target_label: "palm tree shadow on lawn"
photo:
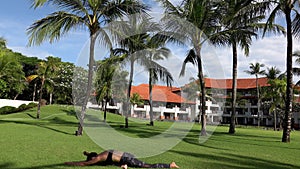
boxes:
[169,150,297,169]
[0,162,70,169]
[0,118,76,135]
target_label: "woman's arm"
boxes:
[64,156,102,166]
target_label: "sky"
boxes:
[1,0,300,84]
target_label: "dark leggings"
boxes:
[120,152,170,168]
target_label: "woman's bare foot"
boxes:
[170,162,179,168]
[121,164,128,169]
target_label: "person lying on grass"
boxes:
[64,149,179,168]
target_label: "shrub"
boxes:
[0,106,18,115]
[40,99,47,106]
[0,102,38,115]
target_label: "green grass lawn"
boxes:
[0,105,300,169]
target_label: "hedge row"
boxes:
[0,102,38,115]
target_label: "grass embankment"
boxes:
[0,105,299,169]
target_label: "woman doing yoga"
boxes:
[64,150,179,169]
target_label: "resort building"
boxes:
[89,77,300,128]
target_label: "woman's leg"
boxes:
[126,157,172,168]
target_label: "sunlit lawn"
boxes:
[0,105,299,169]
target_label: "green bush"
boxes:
[0,106,18,115]
[0,102,37,115]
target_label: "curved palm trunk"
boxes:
[229,42,237,134]
[282,8,293,143]
[256,74,260,127]
[37,77,45,119]
[125,59,135,128]
[196,47,207,136]
[149,69,154,126]
[76,34,96,136]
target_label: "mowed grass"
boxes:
[0,105,300,169]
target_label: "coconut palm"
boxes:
[28,0,147,135]
[265,66,282,80]
[110,13,172,127]
[158,0,223,136]
[263,0,300,142]
[212,0,284,134]
[139,34,173,126]
[27,56,60,119]
[244,62,266,127]
[95,55,125,122]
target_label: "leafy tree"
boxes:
[244,62,266,127]
[53,62,74,104]
[0,37,7,49]
[263,0,300,143]
[267,78,286,131]
[0,47,26,99]
[28,0,147,135]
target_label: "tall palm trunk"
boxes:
[256,74,260,127]
[282,7,293,143]
[196,47,207,136]
[229,42,237,134]
[37,77,45,119]
[76,33,96,136]
[149,69,154,126]
[125,59,135,128]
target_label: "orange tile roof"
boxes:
[131,84,193,104]
[205,77,270,90]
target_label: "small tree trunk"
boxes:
[37,78,45,119]
[33,82,37,101]
[49,93,53,105]
[104,99,107,122]
[14,94,19,100]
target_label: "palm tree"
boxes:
[265,66,282,80]
[139,34,173,126]
[27,56,60,119]
[211,0,267,134]
[95,56,124,122]
[28,0,147,135]
[110,14,167,127]
[158,0,223,136]
[244,62,266,127]
[263,0,300,143]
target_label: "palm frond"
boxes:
[292,9,300,38]
[263,3,282,37]
[27,11,86,46]
[179,49,197,77]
